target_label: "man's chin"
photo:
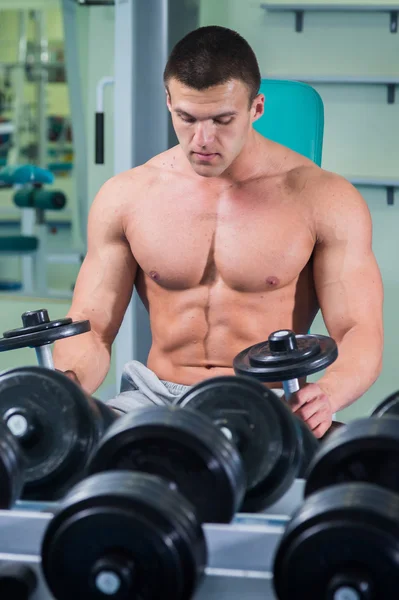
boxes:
[190,160,226,178]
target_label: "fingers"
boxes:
[289,383,333,439]
[312,421,330,439]
[306,409,331,432]
[295,400,319,422]
[289,383,321,412]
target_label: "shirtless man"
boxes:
[53,25,383,438]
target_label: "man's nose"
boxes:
[194,121,215,147]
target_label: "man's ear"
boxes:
[251,93,265,123]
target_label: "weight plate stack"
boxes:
[0,367,106,500]
[304,416,399,499]
[41,471,207,600]
[176,376,300,512]
[88,405,246,524]
[233,331,338,382]
[0,308,90,351]
[273,482,399,599]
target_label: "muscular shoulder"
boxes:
[90,162,159,220]
[287,166,372,243]
[87,167,146,242]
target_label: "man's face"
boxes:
[166,78,264,178]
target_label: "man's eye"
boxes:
[180,116,195,123]
[214,118,233,125]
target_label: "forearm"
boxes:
[53,330,111,395]
[316,324,383,412]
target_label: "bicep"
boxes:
[67,181,137,345]
[313,184,383,341]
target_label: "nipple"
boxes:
[149,270,160,281]
[266,276,280,287]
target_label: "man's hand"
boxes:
[289,383,333,438]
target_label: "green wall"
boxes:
[200,0,399,420]
[1,1,398,418]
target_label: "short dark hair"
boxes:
[164,26,261,103]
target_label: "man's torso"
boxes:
[122,140,321,386]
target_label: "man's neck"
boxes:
[220,130,267,185]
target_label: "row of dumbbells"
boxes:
[0,365,317,512]
[1,378,398,600]
[1,307,396,599]
[0,308,340,600]
[0,307,341,510]
[0,367,315,600]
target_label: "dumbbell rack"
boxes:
[0,481,305,599]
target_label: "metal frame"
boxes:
[61,0,89,249]
[0,508,283,599]
[1,479,305,599]
[34,10,48,170]
[113,0,169,389]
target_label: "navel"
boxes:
[266,276,280,287]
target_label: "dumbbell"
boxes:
[176,375,319,510]
[0,366,117,501]
[41,470,207,600]
[88,403,245,524]
[234,328,345,438]
[0,308,90,369]
[233,329,338,401]
[273,481,399,599]
[87,375,314,519]
[273,413,399,599]
[303,412,399,499]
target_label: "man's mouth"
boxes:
[193,152,218,161]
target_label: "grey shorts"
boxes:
[106,360,284,415]
[106,360,192,414]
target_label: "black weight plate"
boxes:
[89,405,246,524]
[41,471,207,600]
[0,563,37,599]
[241,390,300,513]
[177,375,291,492]
[371,391,399,418]
[273,482,399,599]
[0,421,25,508]
[293,416,319,479]
[0,366,98,501]
[304,416,399,498]
[3,318,72,338]
[233,334,338,381]
[249,332,321,366]
[0,320,90,351]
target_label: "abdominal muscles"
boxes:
[139,262,317,380]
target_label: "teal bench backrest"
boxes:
[253,80,324,166]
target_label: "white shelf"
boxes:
[261,3,399,11]
[346,176,399,205]
[347,176,399,187]
[266,75,399,84]
[260,3,399,32]
[263,75,399,102]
